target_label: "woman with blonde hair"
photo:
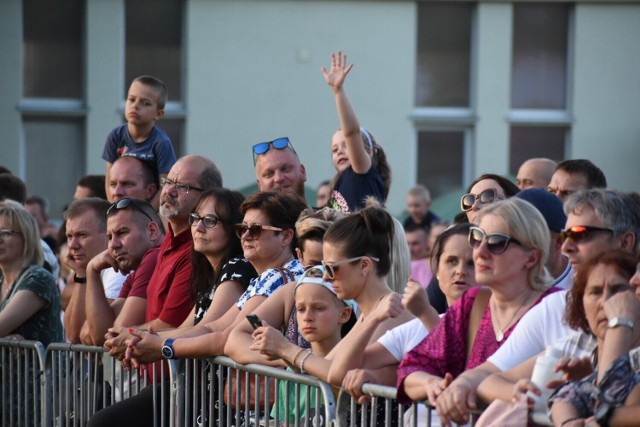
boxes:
[397,197,560,425]
[0,200,63,345]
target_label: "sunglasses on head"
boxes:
[559,225,614,243]
[234,223,284,240]
[107,198,154,223]
[321,256,380,280]
[461,188,502,212]
[468,226,521,255]
[189,213,225,229]
[252,137,296,165]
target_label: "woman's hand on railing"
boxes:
[342,368,375,404]
[434,374,476,426]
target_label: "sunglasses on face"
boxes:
[468,226,522,255]
[460,188,503,212]
[189,213,225,229]
[234,223,284,240]
[321,256,380,280]
[252,137,297,165]
[560,225,614,243]
[159,177,204,194]
[107,198,154,223]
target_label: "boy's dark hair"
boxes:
[133,75,168,110]
[556,159,607,189]
[0,173,27,204]
[77,175,107,200]
[0,165,12,175]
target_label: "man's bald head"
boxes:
[516,158,556,190]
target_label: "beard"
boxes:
[160,195,180,219]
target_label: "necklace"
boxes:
[359,293,388,323]
[491,289,534,342]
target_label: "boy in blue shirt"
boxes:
[102,75,176,202]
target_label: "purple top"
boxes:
[396,285,561,403]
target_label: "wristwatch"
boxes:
[161,338,176,359]
[595,401,615,427]
[607,317,634,329]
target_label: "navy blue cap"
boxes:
[515,188,566,233]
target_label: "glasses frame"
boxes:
[252,137,296,165]
[107,198,154,223]
[0,229,21,240]
[235,223,284,240]
[460,188,503,212]
[159,177,204,194]
[468,226,522,255]
[322,256,380,280]
[189,213,225,229]
[559,225,614,243]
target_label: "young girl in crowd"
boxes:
[322,51,391,213]
[255,266,354,425]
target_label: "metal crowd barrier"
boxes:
[335,382,482,427]
[0,339,47,427]
[175,356,337,427]
[45,343,178,427]
[0,339,485,427]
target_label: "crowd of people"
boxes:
[1,51,639,427]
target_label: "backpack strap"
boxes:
[466,286,492,363]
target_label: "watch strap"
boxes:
[607,317,634,329]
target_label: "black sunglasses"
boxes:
[189,213,225,229]
[235,223,283,240]
[252,137,296,165]
[107,198,154,223]
[461,188,503,212]
[468,226,522,255]
[560,225,614,243]
[321,256,380,280]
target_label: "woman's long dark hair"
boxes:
[189,188,246,301]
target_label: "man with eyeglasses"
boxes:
[80,199,165,346]
[63,198,128,343]
[104,155,222,357]
[253,137,307,198]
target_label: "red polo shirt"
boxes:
[144,224,194,326]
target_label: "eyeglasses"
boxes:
[107,198,154,223]
[0,229,21,240]
[560,225,614,243]
[189,213,226,229]
[468,226,522,255]
[252,137,297,165]
[234,223,283,240]
[322,256,380,280]
[159,177,204,194]
[460,188,503,212]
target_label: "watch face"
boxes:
[162,341,174,359]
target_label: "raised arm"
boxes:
[84,250,120,345]
[322,51,371,174]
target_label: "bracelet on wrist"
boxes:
[291,347,306,368]
[73,274,86,284]
[299,349,312,374]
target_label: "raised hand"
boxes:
[402,278,431,318]
[371,292,404,323]
[321,51,353,94]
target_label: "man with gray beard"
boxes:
[104,155,222,357]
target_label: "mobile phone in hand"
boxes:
[246,314,262,330]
